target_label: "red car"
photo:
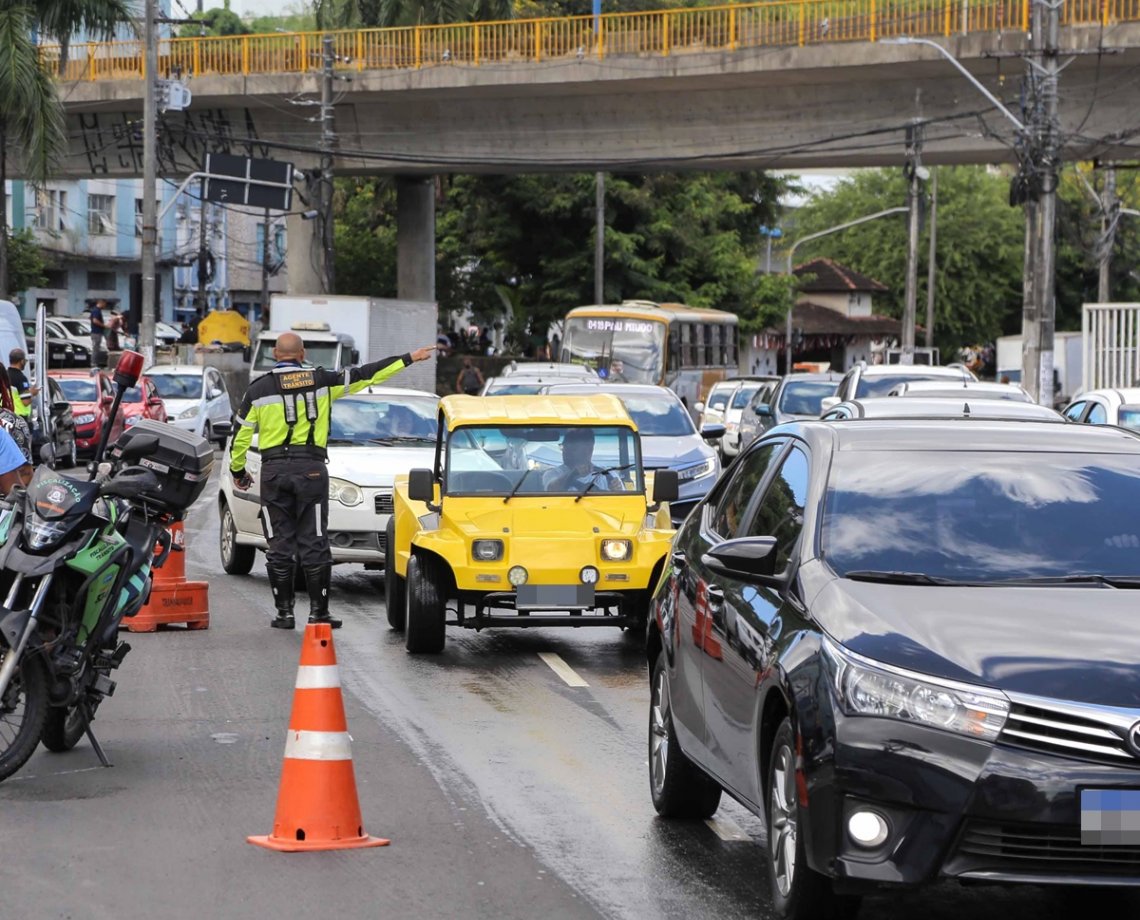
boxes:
[120,375,168,428]
[50,369,126,458]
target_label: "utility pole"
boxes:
[594,172,605,304]
[1098,164,1117,303]
[319,35,336,295]
[1022,0,1062,407]
[195,193,209,315]
[140,0,158,367]
[900,120,923,364]
[925,167,938,349]
[261,208,271,318]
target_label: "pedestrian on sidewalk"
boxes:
[229,333,436,631]
[88,300,107,367]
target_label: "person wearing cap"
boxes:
[543,428,625,493]
[229,333,436,631]
[7,349,36,420]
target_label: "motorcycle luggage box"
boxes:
[108,419,214,512]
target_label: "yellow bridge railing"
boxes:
[39,0,1140,82]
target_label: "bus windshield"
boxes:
[561,317,665,385]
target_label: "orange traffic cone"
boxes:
[123,521,209,632]
[248,623,390,852]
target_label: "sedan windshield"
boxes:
[822,450,1140,582]
[614,394,695,437]
[778,380,837,416]
[149,375,202,399]
[855,373,964,398]
[329,396,438,443]
[731,385,762,409]
[446,425,642,496]
[707,389,731,411]
[55,378,98,402]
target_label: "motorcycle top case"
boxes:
[108,419,214,511]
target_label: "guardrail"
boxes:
[39,0,1140,82]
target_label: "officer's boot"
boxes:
[304,564,341,629]
[266,563,296,630]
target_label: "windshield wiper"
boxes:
[844,570,960,586]
[982,573,1140,588]
[367,436,435,445]
[574,464,635,503]
[502,472,531,505]
[326,437,362,445]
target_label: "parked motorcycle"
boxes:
[0,351,213,782]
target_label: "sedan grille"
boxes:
[374,491,393,515]
[955,821,1140,875]
[1000,702,1135,766]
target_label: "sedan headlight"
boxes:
[24,513,71,550]
[328,477,363,506]
[177,405,200,420]
[601,539,632,561]
[824,638,1009,741]
[472,539,504,561]
[125,415,140,426]
[74,413,96,425]
[677,458,717,482]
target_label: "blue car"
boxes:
[540,383,724,524]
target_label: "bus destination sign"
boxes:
[586,319,658,334]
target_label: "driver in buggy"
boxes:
[542,428,625,493]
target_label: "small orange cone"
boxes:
[248,623,390,852]
[123,521,209,632]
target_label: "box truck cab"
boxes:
[248,322,358,383]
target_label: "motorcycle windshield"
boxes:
[29,468,99,520]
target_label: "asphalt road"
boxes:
[1,465,1137,919]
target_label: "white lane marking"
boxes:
[538,653,589,688]
[295,664,341,689]
[706,816,752,842]
[283,729,353,761]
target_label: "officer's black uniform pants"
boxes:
[259,458,332,569]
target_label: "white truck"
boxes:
[995,331,1083,407]
[251,295,437,391]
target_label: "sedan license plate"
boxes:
[1080,788,1140,845]
[516,584,594,610]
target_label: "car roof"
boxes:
[144,365,206,375]
[48,368,103,377]
[569,301,738,322]
[858,364,971,379]
[794,418,1140,453]
[343,386,438,399]
[826,398,1063,421]
[440,394,636,429]
[1076,388,1140,404]
[540,382,681,402]
[501,362,594,377]
[779,371,844,384]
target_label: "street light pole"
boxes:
[594,172,605,304]
[140,0,158,367]
[784,207,908,373]
[925,167,938,349]
[901,122,924,364]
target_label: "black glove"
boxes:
[232,468,253,491]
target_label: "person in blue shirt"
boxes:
[0,423,31,494]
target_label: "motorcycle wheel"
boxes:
[0,655,49,782]
[41,703,88,753]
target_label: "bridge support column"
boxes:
[397,177,436,303]
[286,211,323,295]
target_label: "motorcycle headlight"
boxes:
[677,458,717,482]
[178,405,200,420]
[600,539,632,561]
[24,512,71,551]
[74,413,96,425]
[824,638,1009,741]
[328,477,363,506]
[472,539,503,561]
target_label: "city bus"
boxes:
[560,301,740,409]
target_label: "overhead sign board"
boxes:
[203,154,294,211]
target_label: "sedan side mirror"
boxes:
[694,402,705,415]
[819,396,840,413]
[51,399,70,412]
[700,423,726,442]
[650,469,679,505]
[407,468,436,505]
[752,403,772,417]
[207,388,223,400]
[701,536,781,584]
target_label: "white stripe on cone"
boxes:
[283,729,353,761]
[295,665,341,689]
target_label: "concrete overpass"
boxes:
[49,2,1140,295]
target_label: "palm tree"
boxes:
[0,0,134,296]
[316,0,513,29]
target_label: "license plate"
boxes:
[515,584,594,610]
[1080,788,1140,845]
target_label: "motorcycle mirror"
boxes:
[119,434,159,463]
[114,350,145,390]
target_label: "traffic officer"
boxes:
[230,332,435,630]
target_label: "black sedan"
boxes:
[647,417,1140,918]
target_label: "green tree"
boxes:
[789,167,1025,352]
[316,0,513,28]
[8,230,48,295]
[179,4,249,37]
[334,178,398,297]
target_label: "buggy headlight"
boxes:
[601,539,632,561]
[24,512,70,550]
[824,638,1009,741]
[328,477,362,506]
[472,539,503,562]
[508,565,528,586]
